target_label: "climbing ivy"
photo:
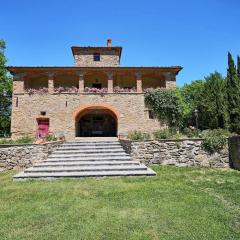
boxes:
[144,88,183,130]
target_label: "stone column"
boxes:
[136,72,142,93]
[13,73,24,94]
[77,72,85,93]
[107,72,113,93]
[47,72,55,94]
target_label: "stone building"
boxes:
[7,39,182,141]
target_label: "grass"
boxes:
[0,135,34,144]
[0,166,240,240]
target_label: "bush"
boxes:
[0,135,34,144]
[45,133,57,142]
[153,129,172,139]
[202,129,230,153]
[181,127,199,138]
[127,131,151,141]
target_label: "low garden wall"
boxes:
[0,141,63,172]
[120,139,229,168]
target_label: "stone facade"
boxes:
[0,141,62,172]
[8,40,182,140]
[120,139,229,168]
[11,93,161,140]
[73,49,120,67]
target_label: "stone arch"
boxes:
[73,103,119,137]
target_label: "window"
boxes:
[40,111,46,116]
[148,110,155,119]
[93,53,100,61]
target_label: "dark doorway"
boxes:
[77,110,117,137]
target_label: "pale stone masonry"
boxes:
[7,39,182,140]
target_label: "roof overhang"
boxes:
[7,66,183,75]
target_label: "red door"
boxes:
[37,119,49,138]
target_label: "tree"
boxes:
[179,73,229,130]
[179,80,205,128]
[226,52,240,133]
[200,72,229,129]
[0,39,12,136]
[237,55,240,80]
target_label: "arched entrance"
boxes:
[74,105,118,137]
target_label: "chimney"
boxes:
[107,38,112,47]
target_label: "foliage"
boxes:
[127,130,151,140]
[226,52,240,133]
[180,73,229,130]
[153,129,172,139]
[144,88,183,129]
[201,129,230,153]
[45,133,57,142]
[0,167,240,239]
[0,39,12,137]
[0,135,34,144]
[179,80,205,126]
[200,72,229,129]
[181,127,199,138]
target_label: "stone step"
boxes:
[55,149,125,153]
[35,160,140,167]
[13,169,156,180]
[63,141,121,146]
[46,156,132,162]
[58,146,122,150]
[50,153,129,158]
[25,164,147,173]
[13,139,156,180]
[74,137,118,142]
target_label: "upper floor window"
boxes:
[93,53,100,61]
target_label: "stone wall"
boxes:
[11,93,162,140]
[0,141,63,172]
[73,49,120,67]
[120,139,229,168]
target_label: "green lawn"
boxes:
[0,166,240,240]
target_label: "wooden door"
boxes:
[37,119,49,138]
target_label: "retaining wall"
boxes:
[120,139,229,168]
[0,141,63,172]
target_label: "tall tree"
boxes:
[237,55,240,80]
[0,39,12,136]
[200,72,228,129]
[226,52,240,133]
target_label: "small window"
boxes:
[40,111,46,116]
[148,110,155,119]
[93,53,100,61]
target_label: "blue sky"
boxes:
[1,0,240,86]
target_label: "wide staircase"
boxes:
[13,139,156,180]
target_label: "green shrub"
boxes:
[45,133,57,142]
[181,127,199,138]
[0,135,34,144]
[153,129,172,139]
[202,129,230,153]
[127,131,151,141]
